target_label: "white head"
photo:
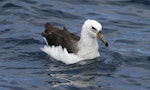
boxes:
[82,19,102,38]
[81,19,108,47]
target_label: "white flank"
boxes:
[41,45,83,64]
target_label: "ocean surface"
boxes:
[0,0,150,90]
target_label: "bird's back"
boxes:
[41,23,80,53]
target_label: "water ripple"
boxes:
[33,7,81,19]
[2,3,22,8]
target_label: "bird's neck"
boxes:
[79,29,98,47]
[79,35,97,46]
[77,32,100,59]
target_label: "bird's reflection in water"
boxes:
[46,57,119,87]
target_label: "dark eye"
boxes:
[92,26,96,30]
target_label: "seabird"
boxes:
[41,19,108,64]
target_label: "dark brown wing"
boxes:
[41,23,80,53]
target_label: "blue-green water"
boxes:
[0,0,150,90]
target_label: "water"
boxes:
[0,0,150,90]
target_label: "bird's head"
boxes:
[82,19,108,47]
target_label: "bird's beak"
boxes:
[97,31,108,47]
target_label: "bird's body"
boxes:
[41,19,108,64]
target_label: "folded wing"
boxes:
[41,23,80,53]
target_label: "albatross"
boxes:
[41,19,108,64]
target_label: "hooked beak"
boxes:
[97,31,108,47]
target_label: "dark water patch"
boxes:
[4,38,20,43]
[31,70,48,75]
[0,37,43,56]
[115,39,138,44]
[124,55,150,69]
[2,3,22,8]
[126,79,142,86]
[130,0,150,5]
[0,0,5,2]
[103,28,118,34]
[109,20,148,29]
[3,66,42,70]
[39,4,53,8]
[101,49,123,63]
[2,46,14,50]
[17,13,31,19]
[0,9,11,15]
[20,0,38,4]
[60,0,99,5]
[0,20,13,25]
[115,11,139,17]
[110,20,149,27]
[0,85,27,90]
[51,63,116,74]
[108,1,130,6]
[0,29,11,34]
[14,12,47,21]
[16,38,42,45]
[109,0,150,6]
[1,38,41,46]
[143,30,150,32]
[3,51,45,62]
[148,56,150,61]
[33,7,81,19]
[21,52,46,60]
